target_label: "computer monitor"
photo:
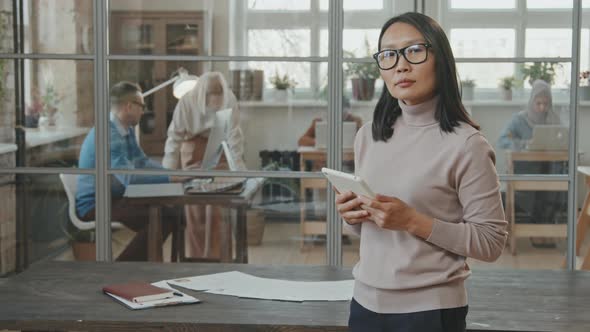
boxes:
[201,108,233,170]
[526,125,569,151]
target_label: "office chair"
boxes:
[59,173,125,231]
[60,174,184,262]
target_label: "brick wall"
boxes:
[0,153,16,276]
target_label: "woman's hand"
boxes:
[335,190,369,225]
[357,194,434,239]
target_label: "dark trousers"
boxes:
[81,200,181,261]
[349,298,468,332]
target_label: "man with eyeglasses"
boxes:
[76,81,179,261]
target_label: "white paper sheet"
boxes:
[166,271,353,302]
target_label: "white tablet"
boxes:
[321,167,376,199]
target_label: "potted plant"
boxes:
[344,40,380,101]
[499,76,517,101]
[521,61,558,86]
[461,78,476,100]
[579,70,590,101]
[39,84,62,127]
[70,229,96,261]
[60,215,96,261]
[269,71,297,102]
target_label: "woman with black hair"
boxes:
[335,12,508,331]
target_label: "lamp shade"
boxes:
[173,70,198,99]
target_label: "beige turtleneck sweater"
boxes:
[346,95,508,314]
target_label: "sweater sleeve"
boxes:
[426,133,508,262]
[342,125,366,237]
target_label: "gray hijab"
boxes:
[522,79,560,125]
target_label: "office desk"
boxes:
[297,147,354,247]
[122,178,263,263]
[2,261,590,331]
[505,150,569,255]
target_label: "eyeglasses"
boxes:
[130,100,147,111]
[372,43,432,70]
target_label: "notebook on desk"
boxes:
[526,125,569,151]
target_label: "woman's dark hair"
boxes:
[372,12,479,141]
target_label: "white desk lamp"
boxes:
[141,67,198,99]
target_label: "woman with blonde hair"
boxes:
[164,71,246,259]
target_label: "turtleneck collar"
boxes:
[398,95,439,127]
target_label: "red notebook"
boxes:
[103,282,174,303]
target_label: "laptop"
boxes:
[526,125,569,151]
[124,110,245,197]
[314,121,357,149]
[201,108,233,170]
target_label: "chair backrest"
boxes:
[59,174,96,231]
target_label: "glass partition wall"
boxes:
[0,0,588,274]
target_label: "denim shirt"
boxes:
[76,113,169,218]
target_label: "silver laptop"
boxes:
[201,108,233,170]
[315,121,356,149]
[526,125,569,151]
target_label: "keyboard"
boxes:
[185,177,246,194]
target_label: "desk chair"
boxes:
[60,174,125,232]
[60,174,183,262]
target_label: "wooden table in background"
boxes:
[122,178,263,263]
[505,150,569,255]
[2,261,590,331]
[297,146,354,247]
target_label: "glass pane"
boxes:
[248,0,310,10]
[0,172,16,275]
[525,29,572,58]
[496,180,569,270]
[109,0,326,57]
[107,174,328,264]
[0,59,15,149]
[450,29,515,58]
[450,0,515,9]
[527,0,572,9]
[320,0,386,11]
[248,29,311,57]
[457,62,571,90]
[0,1,13,53]
[9,0,94,54]
[320,29,380,58]
[109,60,329,171]
[2,60,94,167]
[4,173,92,265]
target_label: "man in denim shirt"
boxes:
[77,81,177,261]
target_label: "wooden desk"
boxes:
[2,261,590,331]
[505,150,569,255]
[122,178,263,263]
[297,147,354,247]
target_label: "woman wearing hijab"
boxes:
[163,71,246,259]
[497,79,567,247]
[498,79,561,150]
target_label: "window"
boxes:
[248,0,310,11]
[450,0,515,9]
[320,0,384,11]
